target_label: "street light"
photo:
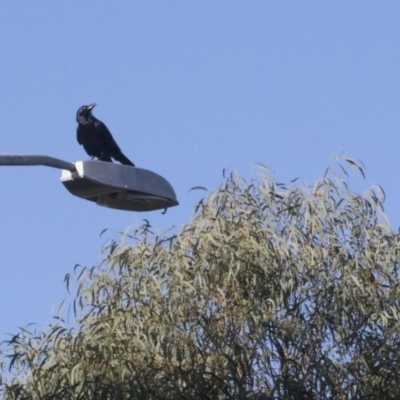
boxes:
[0,155,179,212]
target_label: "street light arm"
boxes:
[0,154,76,172]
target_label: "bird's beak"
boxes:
[87,103,96,111]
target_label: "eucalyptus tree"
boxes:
[2,158,400,399]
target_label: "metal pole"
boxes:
[0,155,76,172]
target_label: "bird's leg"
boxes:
[99,153,113,163]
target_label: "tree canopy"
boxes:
[1,157,400,399]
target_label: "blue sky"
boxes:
[0,2,400,339]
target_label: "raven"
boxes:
[76,103,135,166]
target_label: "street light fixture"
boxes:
[0,155,178,212]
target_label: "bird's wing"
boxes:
[95,119,122,152]
[114,151,135,166]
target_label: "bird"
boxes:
[76,103,135,166]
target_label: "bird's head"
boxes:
[76,103,96,123]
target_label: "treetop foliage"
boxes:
[1,156,400,399]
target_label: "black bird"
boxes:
[76,103,135,166]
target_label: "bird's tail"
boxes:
[114,152,135,167]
